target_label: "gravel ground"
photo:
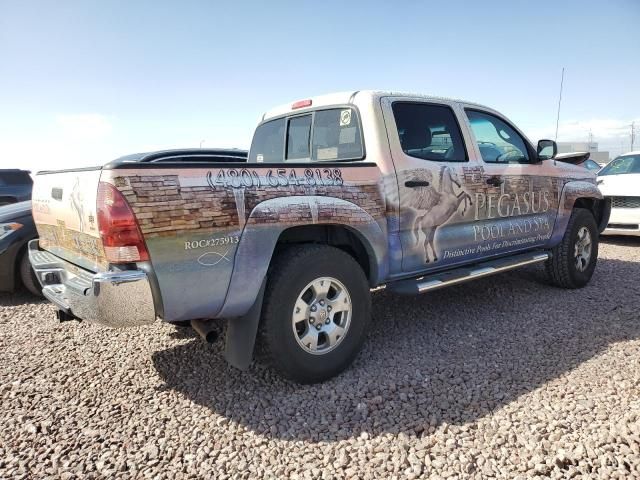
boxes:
[1,238,639,479]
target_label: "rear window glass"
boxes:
[311,108,363,161]
[249,107,364,163]
[286,115,312,160]
[248,118,285,163]
[0,171,32,186]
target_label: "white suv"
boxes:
[598,151,640,236]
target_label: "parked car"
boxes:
[0,201,41,295]
[28,92,608,383]
[597,151,640,236]
[0,169,33,205]
[553,152,601,171]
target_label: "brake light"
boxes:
[97,181,149,263]
[292,99,312,109]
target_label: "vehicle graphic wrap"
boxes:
[103,163,595,321]
[31,170,107,271]
[549,180,604,245]
[392,166,592,273]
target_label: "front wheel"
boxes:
[259,245,371,383]
[545,208,599,288]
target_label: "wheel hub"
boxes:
[574,226,592,272]
[292,277,352,355]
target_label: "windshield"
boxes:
[598,155,640,176]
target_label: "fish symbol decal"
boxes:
[197,248,232,267]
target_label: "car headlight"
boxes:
[0,222,23,241]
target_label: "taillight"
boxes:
[97,181,149,263]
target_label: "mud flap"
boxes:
[223,278,266,370]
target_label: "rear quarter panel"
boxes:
[103,164,386,322]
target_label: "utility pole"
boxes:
[555,67,565,142]
[632,122,635,152]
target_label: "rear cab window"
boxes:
[249,107,364,163]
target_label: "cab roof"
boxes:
[261,90,491,121]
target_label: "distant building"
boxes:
[557,141,610,164]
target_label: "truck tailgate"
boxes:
[31,169,108,272]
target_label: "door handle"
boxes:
[486,176,504,187]
[405,180,430,188]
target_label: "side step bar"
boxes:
[387,251,550,295]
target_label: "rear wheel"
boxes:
[545,208,598,288]
[20,251,42,297]
[260,245,371,383]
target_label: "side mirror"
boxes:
[537,139,557,161]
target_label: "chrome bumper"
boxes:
[28,240,156,327]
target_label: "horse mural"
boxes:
[70,177,85,232]
[403,166,472,263]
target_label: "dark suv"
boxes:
[0,170,33,206]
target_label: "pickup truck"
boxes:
[29,92,610,383]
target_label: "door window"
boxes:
[392,102,468,162]
[466,110,531,164]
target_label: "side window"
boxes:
[248,118,286,162]
[466,110,531,164]
[311,108,363,161]
[392,102,468,162]
[286,115,312,160]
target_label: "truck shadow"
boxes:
[152,256,640,442]
[600,235,640,247]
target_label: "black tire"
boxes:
[545,208,599,289]
[259,245,371,384]
[19,251,43,297]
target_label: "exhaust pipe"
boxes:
[191,319,219,344]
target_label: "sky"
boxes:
[0,0,639,173]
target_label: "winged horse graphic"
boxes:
[70,177,85,232]
[403,166,473,263]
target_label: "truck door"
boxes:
[461,107,560,256]
[381,98,483,274]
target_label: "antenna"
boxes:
[632,121,635,152]
[554,67,565,142]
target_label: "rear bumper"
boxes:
[28,240,156,327]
